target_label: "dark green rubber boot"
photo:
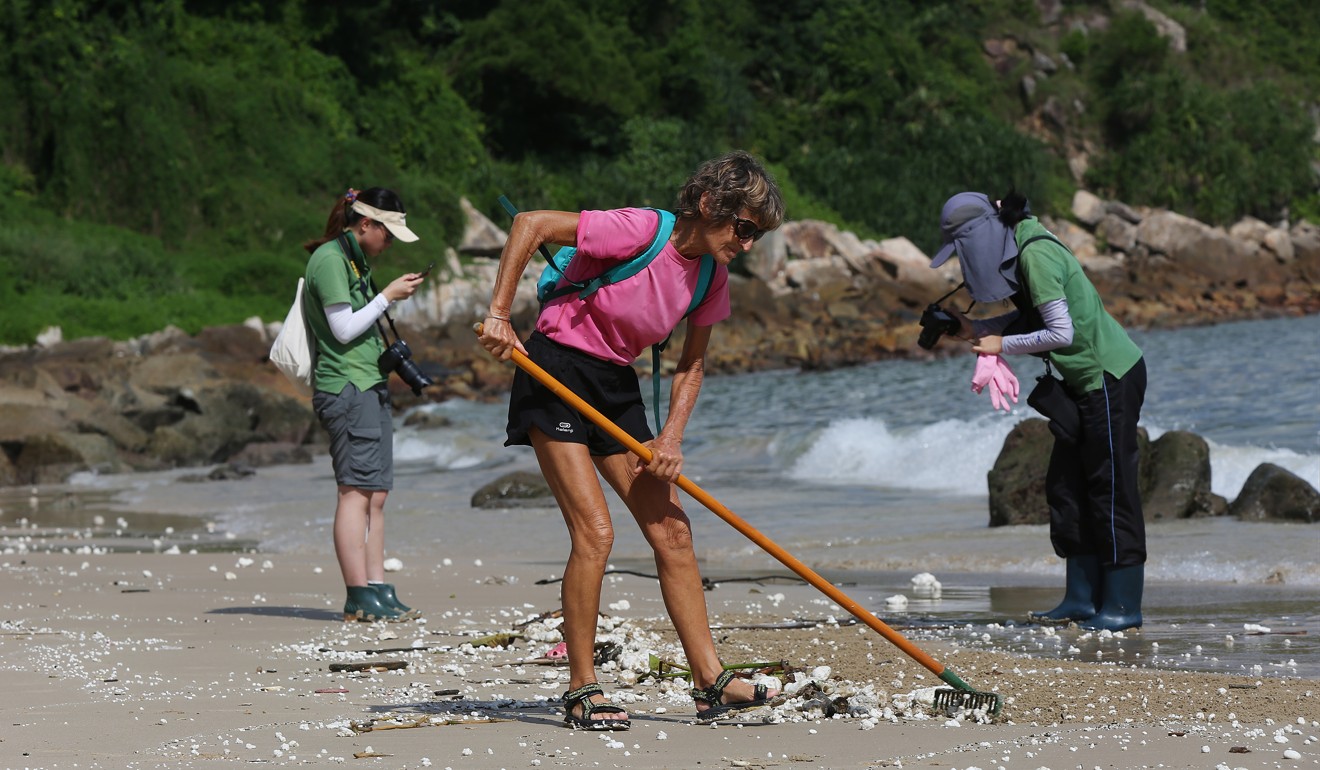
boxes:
[1078,564,1144,632]
[372,583,419,619]
[343,585,404,623]
[1029,554,1102,623]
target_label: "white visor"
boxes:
[351,200,419,243]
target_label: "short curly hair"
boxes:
[674,151,785,231]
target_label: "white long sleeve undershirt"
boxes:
[972,297,1074,355]
[325,295,391,344]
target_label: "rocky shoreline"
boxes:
[2,192,1318,513]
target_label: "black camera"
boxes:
[917,303,962,350]
[378,339,434,395]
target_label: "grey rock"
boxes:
[1229,463,1320,523]
[1136,211,1256,284]
[987,419,1054,527]
[13,432,124,485]
[1072,190,1107,226]
[1140,430,1222,520]
[1096,214,1138,253]
[145,382,315,466]
[471,470,554,509]
[1106,200,1143,224]
[458,197,508,257]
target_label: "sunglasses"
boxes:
[374,220,394,244]
[733,216,768,242]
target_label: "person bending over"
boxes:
[478,152,786,728]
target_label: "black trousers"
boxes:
[1046,358,1147,567]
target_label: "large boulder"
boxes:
[1096,213,1138,253]
[782,255,855,293]
[1072,189,1107,227]
[740,229,788,285]
[13,431,125,485]
[1140,430,1225,519]
[1230,217,1294,263]
[872,236,960,302]
[0,397,69,442]
[987,419,1054,526]
[129,351,221,394]
[146,382,316,466]
[457,197,508,257]
[1228,464,1320,523]
[1135,211,1259,285]
[1292,220,1320,275]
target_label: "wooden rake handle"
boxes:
[472,323,960,682]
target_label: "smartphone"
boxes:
[417,261,435,278]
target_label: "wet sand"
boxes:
[2,548,1316,770]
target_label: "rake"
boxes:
[473,324,1003,716]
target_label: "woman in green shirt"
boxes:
[929,191,1147,633]
[303,187,426,622]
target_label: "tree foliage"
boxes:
[0,0,1314,343]
[1083,9,1316,224]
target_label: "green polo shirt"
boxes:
[1015,217,1142,393]
[304,232,386,395]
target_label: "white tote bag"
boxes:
[268,277,316,395]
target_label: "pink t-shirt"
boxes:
[536,208,731,364]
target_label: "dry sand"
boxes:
[1,550,1316,770]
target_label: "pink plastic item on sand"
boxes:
[544,641,568,660]
[971,354,1019,412]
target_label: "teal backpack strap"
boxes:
[650,252,716,433]
[539,208,676,304]
[689,253,716,315]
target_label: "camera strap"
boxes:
[934,281,975,315]
[335,232,402,347]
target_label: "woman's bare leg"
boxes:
[596,453,778,709]
[364,490,388,584]
[531,429,627,723]
[333,486,370,586]
[334,487,389,586]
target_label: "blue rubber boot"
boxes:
[344,585,404,623]
[1029,555,1101,623]
[372,583,419,619]
[1078,564,1144,631]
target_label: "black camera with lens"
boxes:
[917,303,962,350]
[378,339,434,396]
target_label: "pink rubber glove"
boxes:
[990,356,1019,412]
[971,354,998,395]
[971,354,1019,412]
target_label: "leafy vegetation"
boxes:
[0,0,1315,344]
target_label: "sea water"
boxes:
[10,314,1319,677]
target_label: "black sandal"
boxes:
[691,669,780,723]
[561,683,631,731]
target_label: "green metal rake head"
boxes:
[933,686,1004,716]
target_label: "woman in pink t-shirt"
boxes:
[478,152,784,730]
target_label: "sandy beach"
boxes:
[2,544,1316,770]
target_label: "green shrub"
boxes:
[0,0,1313,344]
[1085,10,1316,224]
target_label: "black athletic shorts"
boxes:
[505,331,653,456]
